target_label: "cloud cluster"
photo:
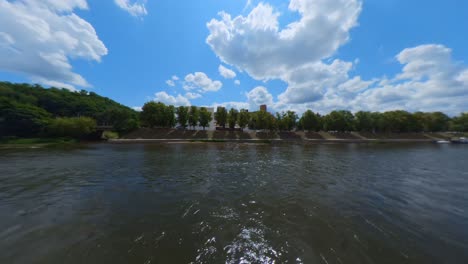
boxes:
[207,0,361,81]
[0,0,107,90]
[154,91,190,106]
[114,0,147,17]
[207,0,468,115]
[184,72,223,92]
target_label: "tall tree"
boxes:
[198,107,213,130]
[165,105,176,128]
[176,106,189,129]
[323,110,355,132]
[141,102,166,128]
[214,106,227,128]
[300,110,321,131]
[188,106,199,129]
[451,113,468,132]
[227,108,239,129]
[238,109,250,130]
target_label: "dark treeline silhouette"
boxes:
[0,82,139,138]
[1,81,468,140]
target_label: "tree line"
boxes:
[139,101,468,133]
[140,102,213,130]
[0,82,139,139]
[1,81,468,140]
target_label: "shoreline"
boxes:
[108,138,438,144]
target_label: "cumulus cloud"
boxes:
[247,86,273,109]
[207,1,468,114]
[211,86,273,112]
[0,0,107,90]
[281,44,468,115]
[213,101,249,111]
[185,92,202,100]
[234,80,241,85]
[184,72,223,92]
[114,0,147,17]
[218,65,237,79]
[348,45,468,114]
[154,91,190,106]
[206,0,362,81]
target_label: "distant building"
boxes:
[206,107,216,130]
[260,105,267,112]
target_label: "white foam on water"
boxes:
[224,227,279,264]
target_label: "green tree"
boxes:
[427,112,450,132]
[355,111,379,132]
[379,110,414,132]
[141,102,166,128]
[238,109,250,130]
[176,106,189,129]
[323,110,354,132]
[98,107,139,133]
[47,117,96,139]
[198,107,213,130]
[165,105,176,128]
[188,106,199,129]
[300,110,321,131]
[214,106,227,128]
[284,111,298,131]
[250,111,276,131]
[451,113,468,132]
[0,99,51,137]
[227,108,239,129]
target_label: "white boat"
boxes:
[451,137,468,144]
[436,140,451,144]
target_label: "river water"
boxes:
[0,143,467,264]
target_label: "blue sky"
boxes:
[1,0,468,115]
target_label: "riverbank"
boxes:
[0,138,80,149]
[114,128,467,144]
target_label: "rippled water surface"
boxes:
[1,143,468,264]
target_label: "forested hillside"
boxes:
[0,82,138,138]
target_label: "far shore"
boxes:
[109,138,438,144]
[112,128,468,144]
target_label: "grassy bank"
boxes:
[0,137,78,148]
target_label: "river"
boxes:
[1,143,467,263]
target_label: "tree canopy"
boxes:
[0,82,138,138]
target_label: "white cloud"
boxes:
[207,1,468,115]
[165,75,180,87]
[347,44,468,114]
[132,106,142,112]
[234,80,241,85]
[185,92,202,100]
[0,0,107,90]
[166,80,175,87]
[210,44,468,115]
[218,65,237,79]
[246,86,273,110]
[213,101,249,111]
[154,91,191,106]
[184,72,223,92]
[283,44,468,115]
[114,0,147,17]
[207,0,362,81]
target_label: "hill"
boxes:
[0,82,138,138]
